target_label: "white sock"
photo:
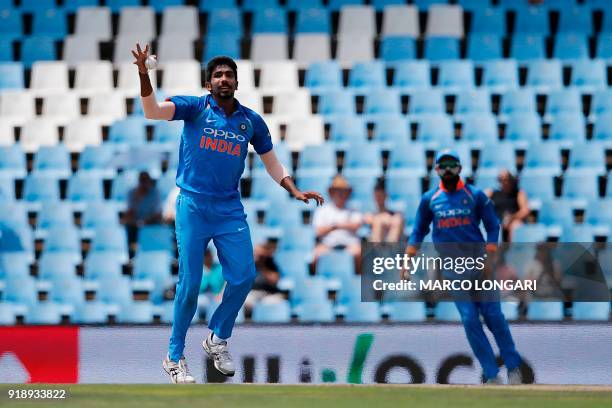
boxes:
[212,333,227,344]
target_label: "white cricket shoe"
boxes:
[484,374,504,385]
[202,333,235,377]
[162,354,196,384]
[507,367,523,385]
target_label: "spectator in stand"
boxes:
[364,178,404,242]
[123,171,163,246]
[486,169,530,242]
[525,243,563,299]
[312,175,363,271]
[243,254,284,316]
[200,247,224,299]
[162,186,180,225]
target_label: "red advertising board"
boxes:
[0,326,79,383]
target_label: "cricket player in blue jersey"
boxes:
[132,44,324,383]
[405,149,523,385]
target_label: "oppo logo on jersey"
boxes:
[202,127,247,142]
[435,208,471,218]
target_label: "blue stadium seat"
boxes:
[290,276,329,306]
[342,142,382,177]
[21,36,56,69]
[109,117,147,147]
[275,250,309,281]
[32,9,67,40]
[207,9,242,36]
[519,169,555,203]
[43,225,81,258]
[558,6,593,34]
[345,302,381,323]
[39,253,78,281]
[415,114,454,149]
[252,8,286,34]
[23,173,60,206]
[461,114,499,147]
[569,143,606,173]
[329,116,367,147]
[505,112,542,147]
[0,10,23,42]
[386,173,422,202]
[424,37,460,61]
[478,142,515,172]
[393,60,431,91]
[295,7,329,33]
[305,61,342,93]
[545,89,582,119]
[119,301,155,324]
[562,170,600,202]
[381,36,416,62]
[511,34,545,61]
[593,113,612,142]
[344,173,378,209]
[297,299,335,322]
[0,304,16,325]
[554,33,589,61]
[317,250,355,281]
[137,225,174,252]
[524,143,561,174]
[200,0,236,11]
[0,63,24,89]
[85,251,124,281]
[278,225,315,252]
[265,200,303,227]
[252,300,291,323]
[596,33,612,60]
[92,227,129,263]
[20,0,57,12]
[98,276,132,309]
[471,7,505,35]
[549,112,585,147]
[482,59,519,92]
[560,224,596,242]
[512,223,548,242]
[149,0,184,12]
[204,34,240,61]
[527,60,563,91]
[37,201,74,234]
[514,6,549,35]
[348,61,386,91]
[438,60,475,92]
[250,174,291,204]
[467,34,502,62]
[64,1,101,13]
[0,39,12,62]
[75,301,108,324]
[50,277,86,308]
[386,301,427,322]
[106,0,141,12]
[501,301,520,321]
[538,199,574,229]
[434,302,461,322]
[296,175,333,202]
[79,145,116,178]
[413,0,447,8]
[26,302,62,325]
[287,0,322,11]
[296,143,337,178]
[456,0,491,11]
[500,89,536,117]
[388,143,427,176]
[364,89,401,120]
[588,0,612,12]
[571,59,606,92]
[67,172,105,207]
[152,120,183,152]
[454,89,491,118]
[328,0,364,12]
[408,89,444,116]
[33,145,71,179]
[585,199,612,230]
[0,175,15,201]
[0,222,33,256]
[4,276,37,308]
[133,251,172,303]
[373,116,411,148]
[0,145,27,178]
[242,0,279,12]
[573,302,610,321]
[0,202,28,230]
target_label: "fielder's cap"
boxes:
[435,149,461,164]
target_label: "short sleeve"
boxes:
[312,206,329,228]
[249,112,273,155]
[168,95,201,122]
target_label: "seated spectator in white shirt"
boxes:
[312,175,363,272]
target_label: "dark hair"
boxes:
[374,177,386,192]
[205,56,238,82]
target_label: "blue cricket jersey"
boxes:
[168,94,273,199]
[409,179,500,245]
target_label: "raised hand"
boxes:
[131,43,150,74]
[293,191,325,206]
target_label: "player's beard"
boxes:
[440,172,460,191]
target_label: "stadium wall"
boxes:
[1,325,611,385]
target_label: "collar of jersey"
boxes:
[438,178,465,193]
[206,94,245,117]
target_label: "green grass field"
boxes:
[0,384,611,408]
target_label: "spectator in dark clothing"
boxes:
[123,171,163,245]
[486,169,530,242]
[244,255,283,315]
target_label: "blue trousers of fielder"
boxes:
[454,299,522,380]
[168,189,256,362]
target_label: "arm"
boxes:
[131,43,175,120]
[478,191,501,247]
[510,189,530,222]
[407,194,434,254]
